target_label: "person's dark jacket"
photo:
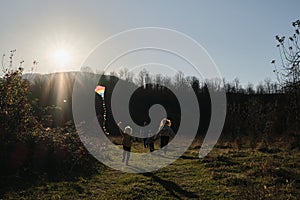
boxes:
[157,124,174,137]
[120,129,133,147]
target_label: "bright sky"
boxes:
[0,0,299,86]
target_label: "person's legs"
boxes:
[143,138,148,148]
[122,151,126,162]
[126,146,131,165]
[161,136,170,154]
[165,137,169,145]
[161,136,168,148]
[160,137,164,148]
[149,142,154,152]
[126,151,130,165]
[123,146,131,165]
[122,146,128,162]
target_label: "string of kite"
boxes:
[95,85,108,135]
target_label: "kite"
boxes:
[95,85,106,98]
[95,85,109,135]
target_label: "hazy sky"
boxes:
[0,0,299,86]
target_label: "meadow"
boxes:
[1,139,299,200]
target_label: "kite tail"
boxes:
[102,96,107,134]
[95,85,107,134]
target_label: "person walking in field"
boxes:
[118,122,133,166]
[146,132,155,152]
[156,118,175,154]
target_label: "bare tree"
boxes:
[272,19,300,128]
[154,74,163,90]
[270,82,280,93]
[110,71,118,77]
[174,71,187,88]
[246,83,255,94]
[272,19,300,92]
[118,68,133,82]
[187,76,200,92]
[264,78,272,94]
[162,75,172,89]
[256,82,265,94]
[135,68,150,88]
[80,66,94,73]
[233,77,240,93]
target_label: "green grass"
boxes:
[1,143,299,200]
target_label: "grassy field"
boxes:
[1,142,299,200]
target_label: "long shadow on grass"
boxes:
[128,166,199,199]
[144,172,199,199]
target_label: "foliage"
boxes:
[0,51,99,180]
[272,19,300,130]
[272,19,300,92]
[0,51,37,142]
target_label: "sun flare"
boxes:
[53,49,71,67]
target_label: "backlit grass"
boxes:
[1,141,299,200]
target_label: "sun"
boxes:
[53,49,71,67]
